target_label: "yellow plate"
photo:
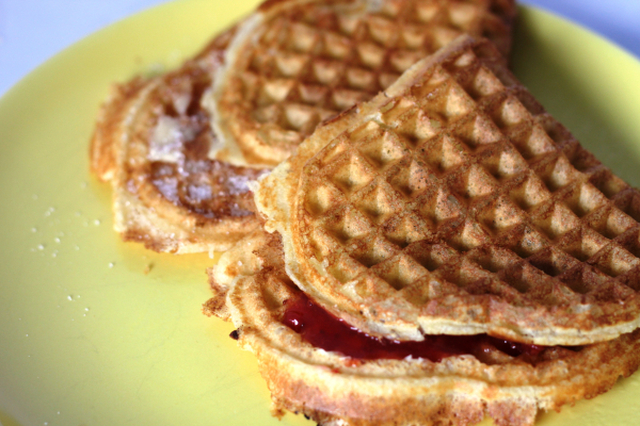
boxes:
[1,1,640,425]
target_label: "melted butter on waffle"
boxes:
[209,0,517,166]
[255,35,640,345]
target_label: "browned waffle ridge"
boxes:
[210,0,517,166]
[254,35,640,345]
[205,228,640,426]
[90,28,268,253]
[91,0,516,253]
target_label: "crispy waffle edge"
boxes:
[205,228,640,426]
[89,25,269,253]
[254,34,640,345]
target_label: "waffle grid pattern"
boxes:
[205,228,640,426]
[230,0,515,148]
[298,43,640,311]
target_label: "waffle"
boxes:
[90,0,517,253]
[90,28,269,253]
[254,35,640,346]
[204,228,640,426]
[208,0,517,167]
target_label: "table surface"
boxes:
[0,0,639,98]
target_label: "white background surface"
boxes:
[0,0,639,98]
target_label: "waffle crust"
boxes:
[91,0,516,253]
[205,229,640,426]
[254,35,640,345]
[90,28,268,253]
[209,0,517,167]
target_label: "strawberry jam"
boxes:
[282,294,544,362]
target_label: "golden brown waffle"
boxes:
[205,228,640,426]
[90,28,268,253]
[209,0,517,166]
[254,35,640,345]
[90,0,517,253]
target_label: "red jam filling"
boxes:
[282,294,544,362]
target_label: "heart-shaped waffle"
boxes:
[205,228,640,426]
[209,0,517,166]
[91,0,517,253]
[255,35,640,345]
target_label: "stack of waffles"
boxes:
[90,0,640,425]
[90,27,268,252]
[90,0,516,253]
[207,35,640,425]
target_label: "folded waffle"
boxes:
[90,28,269,253]
[254,34,640,346]
[205,228,640,426]
[90,0,517,253]
[208,0,517,167]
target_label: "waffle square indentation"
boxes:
[383,212,434,248]
[589,168,629,199]
[347,235,399,268]
[562,182,608,218]
[527,247,580,278]
[556,226,610,262]
[591,244,640,278]
[371,252,429,291]
[466,245,522,274]
[324,251,368,284]
[450,164,497,200]
[419,134,469,175]
[476,196,525,234]
[322,205,373,244]
[506,122,556,160]
[405,241,459,272]
[477,142,528,180]
[357,126,408,168]
[417,188,464,228]
[387,157,437,199]
[614,188,640,223]
[532,202,581,241]
[452,113,504,149]
[534,154,580,193]
[587,205,638,240]
[508,173,551,211]
[447,219,492,252]
[329,151,377,196]
[353,180,404,225]
[502,224,549,259]
[304,181,343,216]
